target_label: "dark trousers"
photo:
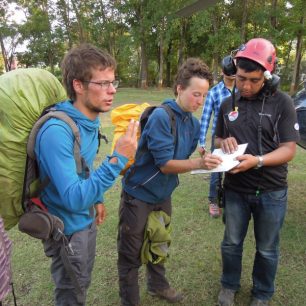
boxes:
[44,222,97,306]
[117,191,172,306]
[208,135,223,202]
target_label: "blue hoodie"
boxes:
[35,100,128,235]
[123,99,199,203]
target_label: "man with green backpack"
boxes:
[36,44,138,306]
[0,43,138,306]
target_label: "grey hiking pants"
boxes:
[117,190,172,306]
[44,222,97,306]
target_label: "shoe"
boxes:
[209,202,221,218]
[218,287,236,306]
[250,297,269,306]
[148,287,183,303]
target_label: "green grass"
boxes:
[4,88,306,306]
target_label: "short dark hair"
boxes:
[236,57,265,73]
[173,58,213,96]
[61,43,116,100]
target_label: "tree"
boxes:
[0,0,21,71]
[288,0,306,94]
[16,0,66,72]
[3,0,305,88]
[56,0,73,48]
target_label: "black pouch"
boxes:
[19,205,64,241]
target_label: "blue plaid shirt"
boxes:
[199,81,233,147]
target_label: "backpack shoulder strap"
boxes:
[139,104,177,140]
[139,106,157,133]
[27,110,84,175]
[158,104,177,145]
[125,104,177,184]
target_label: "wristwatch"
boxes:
[255,155,264,169]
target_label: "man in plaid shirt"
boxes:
[199,67,235,217]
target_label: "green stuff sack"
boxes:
[0,68,67,230]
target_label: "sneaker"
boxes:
[148,287,183,303]
[250,297,269,306]
[218,287,236,306]
[209,202,222,218]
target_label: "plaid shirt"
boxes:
[199,81,233,147]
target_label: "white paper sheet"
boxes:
[191,143,248,174]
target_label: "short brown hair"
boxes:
[173,58,213,96]
[61,43,116,100]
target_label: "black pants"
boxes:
[117,191,172,306]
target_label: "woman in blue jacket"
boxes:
[118,58,222,306]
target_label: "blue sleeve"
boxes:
[144,108,175,167]
[36,123,128,213]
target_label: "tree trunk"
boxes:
[284,39,293,73]
[0,32,9,72]
[270,0,277,29]
[58,0,72,48]
[211,10,219,83]
[289,17,304,95]
[165,41,172,88]
[157,23,164,89]
[71,0,86,42]
[42,0,55,73]
[139,40,148,88]
[178,18,187,68]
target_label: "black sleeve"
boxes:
[215,102,230,139]
[277,93,300,143]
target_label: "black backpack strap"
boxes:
[158,104,177,147]
[138,104,177,152]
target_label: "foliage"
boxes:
[2,0,305,87]
[0,0,22,71]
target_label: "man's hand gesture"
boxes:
[114,119,139,159]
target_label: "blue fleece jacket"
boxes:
[35,100,128,235]
[123,99,200,203]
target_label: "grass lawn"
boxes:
[4,87,306,306]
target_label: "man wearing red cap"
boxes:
[214,38,300,306]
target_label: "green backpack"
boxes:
[0,68,67,230]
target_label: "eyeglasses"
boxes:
[83,80,119,89]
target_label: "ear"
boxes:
[73,79,85,95]
[177,84,183,95]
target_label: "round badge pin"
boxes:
[228,110,239,121]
